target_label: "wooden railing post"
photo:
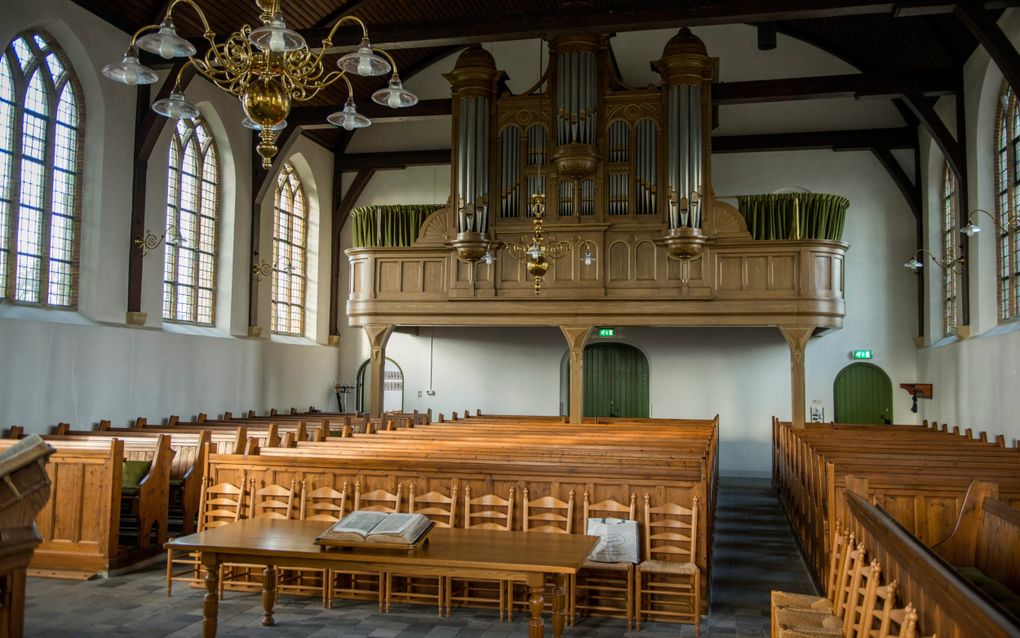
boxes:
[364,324,395,418]
[560,326,594,424]
[778,325,813,428]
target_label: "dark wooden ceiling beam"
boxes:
[901,91,964,176]
[335,149,452,170]
[313,0,373,29]
[330,168,376,336]
[711,127,916,153]
[288,99,452,128]
[955,2,1020,98]
[871,146,921,218]
[306,0,1020,51]
[713,70,960,104]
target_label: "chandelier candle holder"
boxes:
[483,193,597,294]
[656,28,714,262]
[102,0,418,168]
[903,249,965,273]
[135,224,183,256]
[251,256,293,281]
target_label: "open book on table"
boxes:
[318,511,433,545]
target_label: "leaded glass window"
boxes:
[271,162,306,336]
[0,31,84,307]
[942,165,958,336]
[994,81,1020,321]
[163,118,218,324]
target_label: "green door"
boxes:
[582,343,650,418]
[833,363,892,424]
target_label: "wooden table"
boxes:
[166,519,598,638]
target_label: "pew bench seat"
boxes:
[955,566,1020,620]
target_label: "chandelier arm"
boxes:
[127,24,162,49]
[373,47,401,76]
[165,0,215,36]
[967,208,1015,233]
[324,15,370,44]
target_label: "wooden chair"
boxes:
[384,481,457,615]
[573,491,637,628]
[166,477,246,596]
[636,495,701,635]
[772,525,853,625]
[509,488,575,619]
[220,480,298,595]
[282,481,348,605]
[445,485,515,619]
[330,482,401,610]
[774,545,875,637]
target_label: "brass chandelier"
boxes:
[481,194,597,294]
[102,0,417,168]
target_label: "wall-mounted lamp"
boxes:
[252,256,294,281]
[960,208,1019,237]
[135,224,183,256]
[903,248,965,273]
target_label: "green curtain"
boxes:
[349,204,444,248]
[736,193,850,241]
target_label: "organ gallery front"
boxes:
[346,30,850,424]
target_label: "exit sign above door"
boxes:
[597,327,616,337]
[850,349,873,360]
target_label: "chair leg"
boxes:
[635,571,642,631]
[437,576,444,618]
[694,571,701,637]
[165,552,173,597]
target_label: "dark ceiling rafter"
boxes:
[300,1,1020,51]
[335,148,451,170]
[955,1,1020,99]
[871,146,922,217]
[713,70,959,104]
[712,127,916,152]
[312,0,373,30]
[288,99,453,128]
[329,167,376,336]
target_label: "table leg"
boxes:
[262,566,277,627]
[552,573,566,638]
[201,554,221,638]
[527,574,545,638]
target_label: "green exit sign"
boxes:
[851,349,873,360]
[597,327,616,338]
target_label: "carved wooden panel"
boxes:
[351,260,364,295]
[609,242,630,281]
[635,241,657,281]
[769,255,797,290]
[717,256,743,291]
[813,254,833,296]
[378,261,402,293]
[745,256,768,290]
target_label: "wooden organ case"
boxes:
[346,30,848,329]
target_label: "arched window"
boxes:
[942,164,958,336]
[0,31,84,307]
[271,162,306,336]
[162,117,218,324]
[994,81,1020,321]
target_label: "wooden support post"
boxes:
[778,325,813,429]
[560,326,594,424]
[364,324,395,418]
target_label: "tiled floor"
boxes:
[24,477,816,636]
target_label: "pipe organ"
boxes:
[348,29,847,332]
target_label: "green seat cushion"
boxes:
[956,566,1020,620]
[122,460,151,492]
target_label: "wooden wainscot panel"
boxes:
[376,260,403,294]
[401,261,424,293]
[635,240,657,282]
[350,257,366,297]
[745,256,768,290]
[608,241,630,282]
[716,255,744,291]
[769,255,798,291]
[423,260,445,293]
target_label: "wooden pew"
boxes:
[932,480,1020,619]
[205,416,717,615]
[0,435,173,576]
[838,477,1019,636]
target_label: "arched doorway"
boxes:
[355,358,404,412]
[833,362,892,424]
[563,342,650,418]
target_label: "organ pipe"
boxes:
[656,28,713,231]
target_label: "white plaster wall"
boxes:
[0,1,341,432]
[914,9,1020,446]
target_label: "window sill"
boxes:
[162,321,231,339]
[0,302,94,325]
[270,333,323,347]
[977,318,1020,339]
[925,333,960,349]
